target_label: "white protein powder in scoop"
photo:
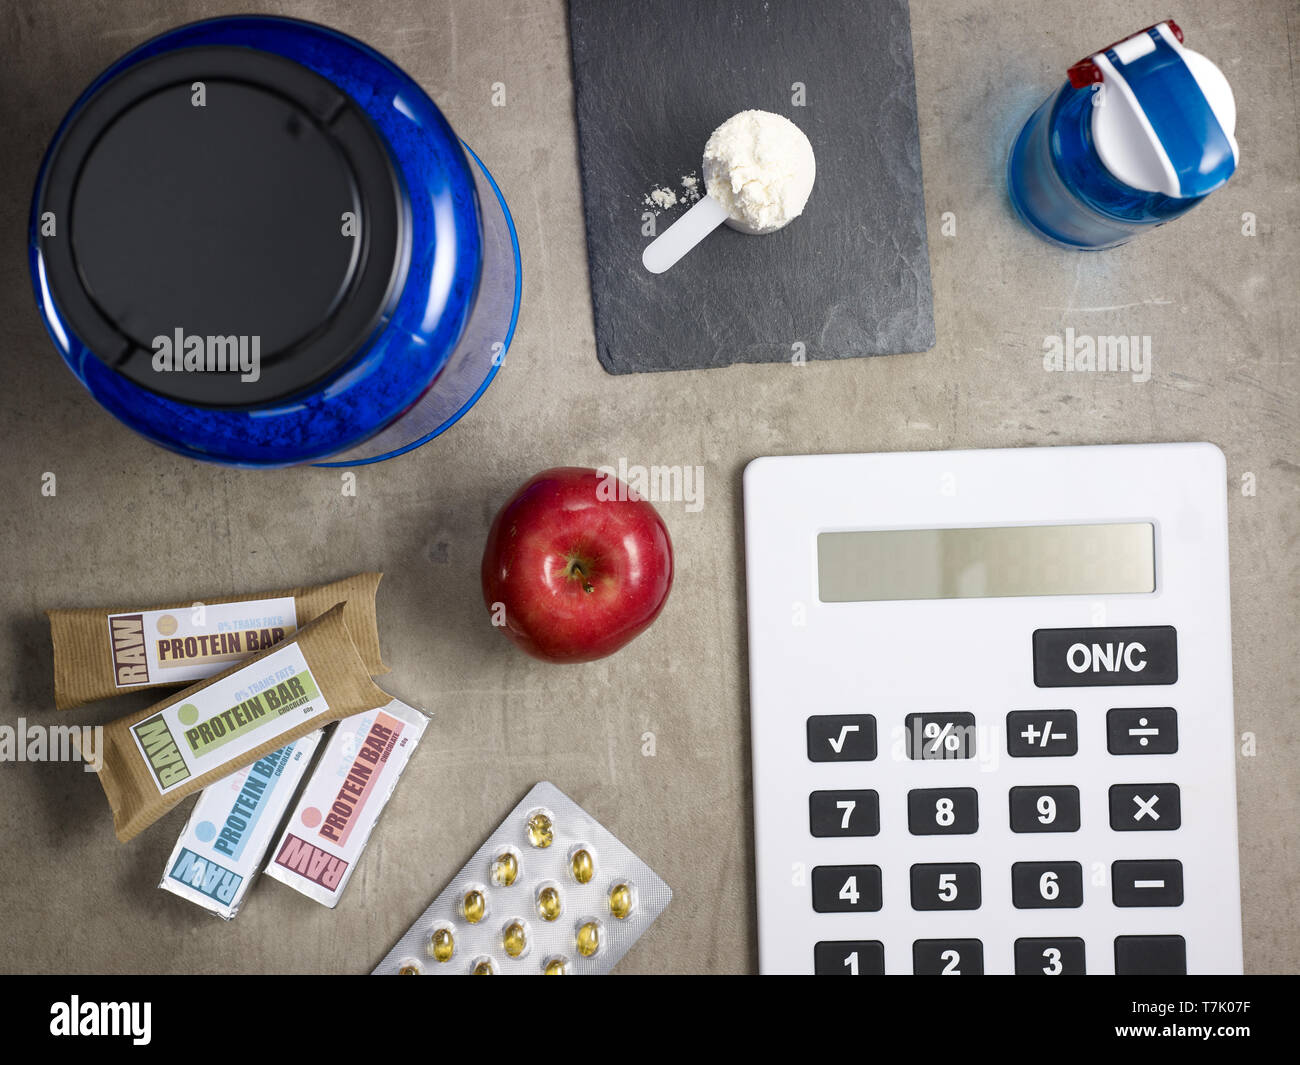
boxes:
[702,110,816,234]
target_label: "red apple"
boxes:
[481,467,673,663]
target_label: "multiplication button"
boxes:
[809,790,880,837]
[806,715,877,762]
[812,865,883,913]
[814,940,885,975]
[1107,708,1178,755]
[1109,783,1181,831]
[913,939,984,975]
[1112,859,1184,907]
[1014,937,1086,975]
[1006,710,1077,757]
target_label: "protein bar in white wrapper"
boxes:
[265,698,428,907]
[372,781,672,975]
[159,731,323,919]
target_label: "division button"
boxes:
[1107,707,1179,755]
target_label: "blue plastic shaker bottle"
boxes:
[1008,20,1238,250]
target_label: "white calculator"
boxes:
[743,443,1242,975]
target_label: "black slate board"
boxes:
[568,0,934,374]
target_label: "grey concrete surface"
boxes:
[0,0,1296,974]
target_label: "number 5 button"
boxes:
[806,715,877,762]
[910,863,981,910]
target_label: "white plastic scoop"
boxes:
[641,194,729,274]
[640,109,816,275]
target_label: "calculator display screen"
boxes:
[817,522,1155,602]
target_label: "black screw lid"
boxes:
[37,46,407,407]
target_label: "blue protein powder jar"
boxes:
[29,16,520,466]
[1008,21,1238,250]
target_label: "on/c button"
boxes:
[1033,626,1178,687]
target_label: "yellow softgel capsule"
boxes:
[472,959,495,975]
[537,885,562,922]
[569,848,594,884]
[491,851,519,887]
[526,812,554,849]
[503,921,528,958]
[543,956,570,975]
[398,964,421,976]
[609,883,634,920]
[576,921,600,957]
[463,889,486,924]
[429,927,455,963]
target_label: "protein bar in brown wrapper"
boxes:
[94,603,391,843]
[47,572,387,710]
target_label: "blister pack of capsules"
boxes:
[373,782,671,975]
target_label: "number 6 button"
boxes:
[1012,861,1083,908]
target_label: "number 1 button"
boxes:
[807,715,877,762]
[814,941,885,975]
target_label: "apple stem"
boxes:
[566,559,595,594]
